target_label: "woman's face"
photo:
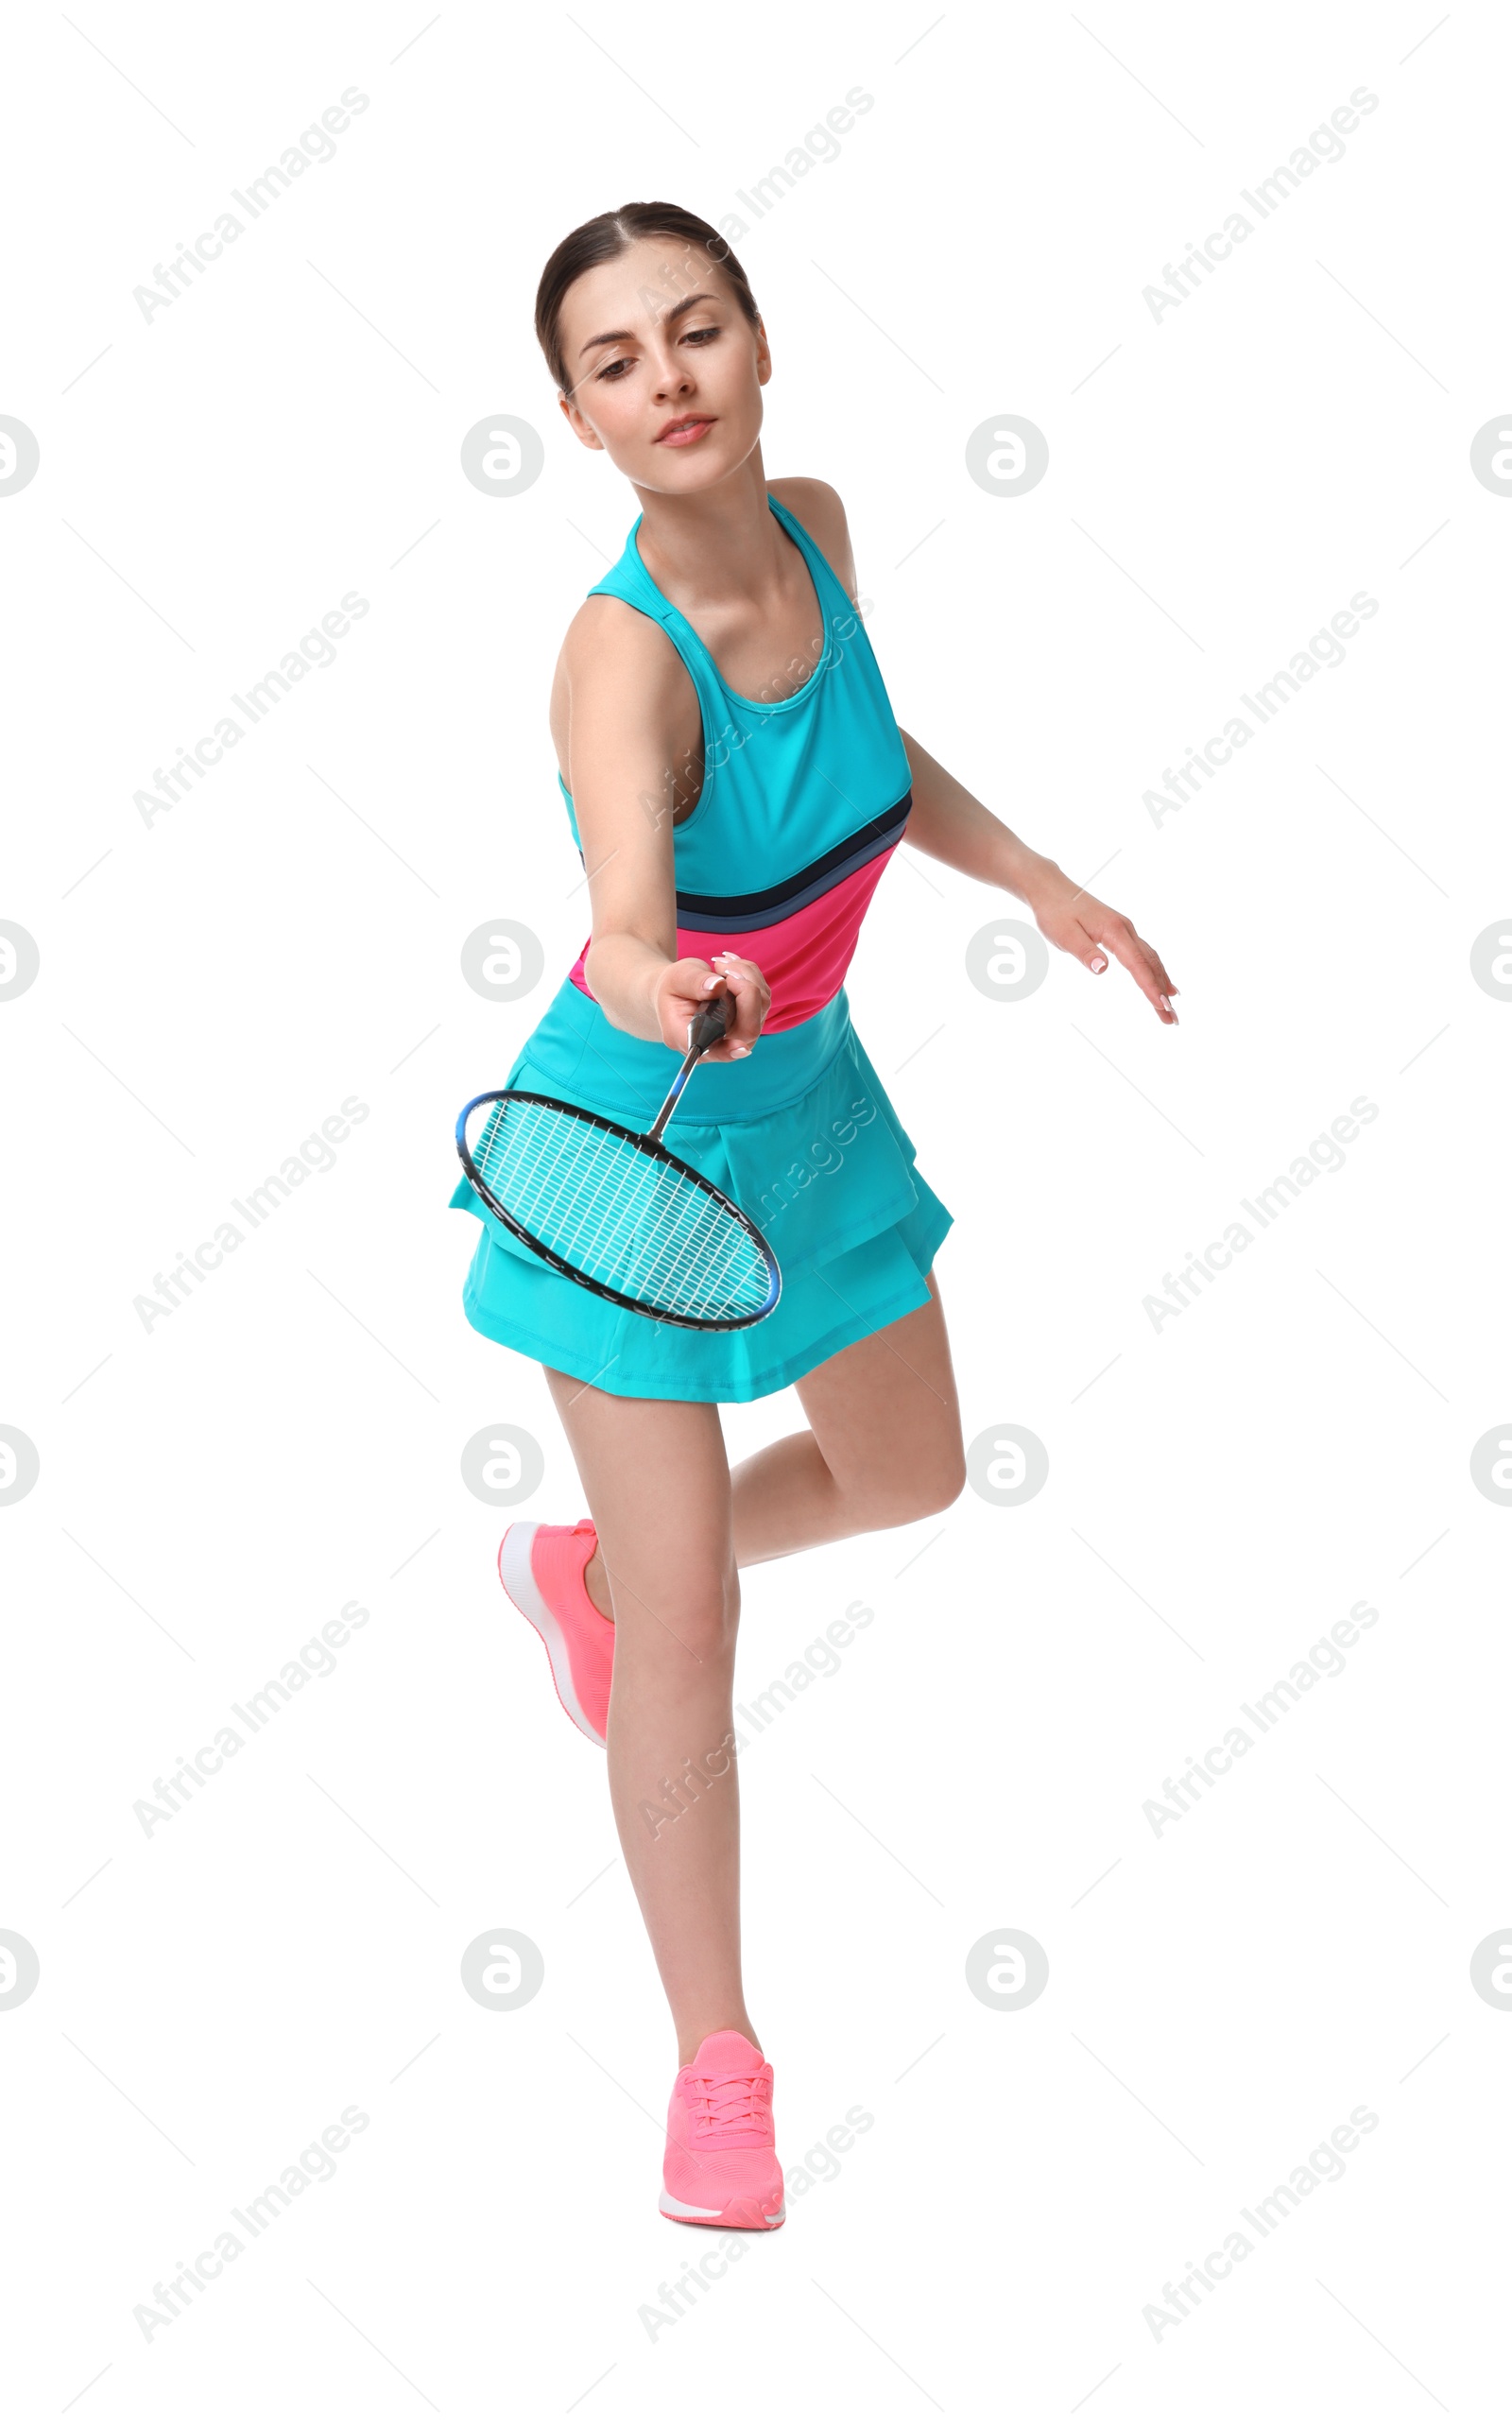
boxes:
[555,237,769,493]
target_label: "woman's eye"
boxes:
[596,357,632,382]
[684,325,719,345]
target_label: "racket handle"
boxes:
[687,993,730,1056]
[647,990,733,1142]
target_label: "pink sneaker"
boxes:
[660,2030,785,2230]
[498,1521,613,1748]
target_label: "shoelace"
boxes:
[687,2067,768,2131]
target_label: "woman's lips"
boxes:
[656,417,714,446]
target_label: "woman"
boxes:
[451,202,1178,2231]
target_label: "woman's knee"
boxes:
[846,1434,966,1530]
[899,1455,966,1525]
[610,1562,740,1662]
[929,1440,969,1517]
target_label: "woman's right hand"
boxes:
[651,954,769,1060]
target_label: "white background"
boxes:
[4,0,1509,2418]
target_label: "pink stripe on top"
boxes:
[568,846,900,1034]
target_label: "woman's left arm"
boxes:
[771,479,1178,1026]
[898,728,1180,1026]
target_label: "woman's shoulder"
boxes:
[558,589,682,685]
[766,476,858,598]
[550,591,693,764]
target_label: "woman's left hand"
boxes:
[1028,868,1180,1025]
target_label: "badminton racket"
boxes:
[455,994,782,1331]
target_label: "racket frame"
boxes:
[455,1086,782,1332]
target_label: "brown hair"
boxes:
[535,201,761,397]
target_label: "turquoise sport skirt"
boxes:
[448,976,953,1403]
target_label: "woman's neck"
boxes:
[630,447,782,611]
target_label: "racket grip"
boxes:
[688,993,731,1055]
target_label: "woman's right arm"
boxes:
[559,599,768,1059]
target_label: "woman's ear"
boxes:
[558,391,606,450]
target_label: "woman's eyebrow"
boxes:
[577,292,721,358]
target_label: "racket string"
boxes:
[513,1117,639,1266]
[472,1098,771,1324]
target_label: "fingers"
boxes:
[655,956,770,1056]
[655,957,724,1051]
[1130,931,1179,1020]
[1138,935,1179,998]
[704,952,769,1058]
[1082,914,1180,1025]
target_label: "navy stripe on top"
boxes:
[674,794,912,931]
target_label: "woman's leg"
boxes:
[544,1369,758,2067]
[580,1273,964,1611]
[732,1269,965,1564]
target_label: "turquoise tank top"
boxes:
[558,493,914,1033]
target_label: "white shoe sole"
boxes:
[497,1524,607,1748]
[660,2191,724,2219]
[660,2188,786,2229]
